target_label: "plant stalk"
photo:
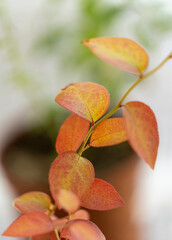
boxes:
[78,52,172,155]
[48,204,57,216]
[54,229,60,240]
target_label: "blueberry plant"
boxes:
[2,37,171,240]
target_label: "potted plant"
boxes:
[2,37,171,240]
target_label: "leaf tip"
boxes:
[118,196,125,207]
[2,230,7,236]
[81,39,89,46]
[123,101,159,170]
[150,161,156,170]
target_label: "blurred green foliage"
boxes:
[1,0,172,137]
[33,0,172,96]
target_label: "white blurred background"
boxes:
[0,1,172,240]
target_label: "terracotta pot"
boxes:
[90,154,141,240]
[1,129,55,195]
[2,126,141,240]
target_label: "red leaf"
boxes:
[55,189,80,213]
[60,219,106,240]
[122,101,159,169]
[56,114,90,154]
[82,37,149,75]
[90,118,127,147]
[55,82,110,122]
[2,211,54,237]
[81,178,124,210]
[32,231,57,240]
[49,152,95,201]
[13,191,52,213]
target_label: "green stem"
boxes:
[78,52,172,156]
[78,104,120,155]
[54,229,61,240]
[118,52,172,106]
[48,204,57,216]
[78,129,93,155]
[82,144,90,152]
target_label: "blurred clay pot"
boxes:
[1,129,55,195]
[2,125,140,240]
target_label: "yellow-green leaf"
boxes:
[82,37,149,75]
[49,152,95,200]
[13,192,51,213]
[55,82,110,123]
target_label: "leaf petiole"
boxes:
[54,228,61,240]
[48,204,57,216]
[117,52,172,107]
[78,52,171,156]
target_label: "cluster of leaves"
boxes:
[2,37,170,240]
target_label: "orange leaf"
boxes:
[55,82,110,123]
[55,189,80,213]
[13,191,52,213]
[82,37,149,75]
[81,178,124,210]
[60,219,105,240]
[53,209,90,231]
[90,118,127,147]
[122,101,159,169]
[52,216,68,231]
[2,211,54,237]
[32,232,57,240]
[56,114,90,154]
[53,216,69,231]
[49,152,95,200]
[71,209,90,221]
